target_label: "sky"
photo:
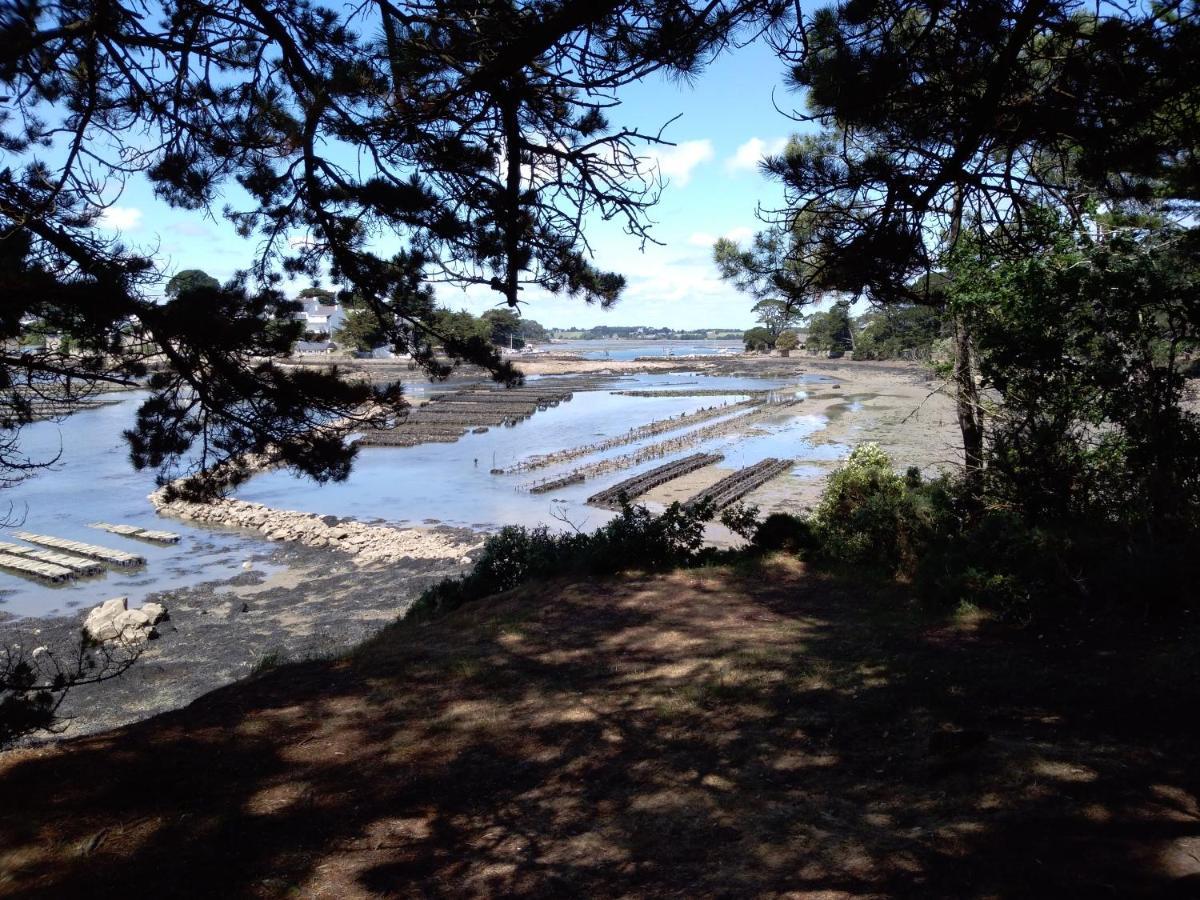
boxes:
[91,34,814,331]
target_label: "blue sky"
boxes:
[93,34,812,330]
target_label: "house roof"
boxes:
[297,299,340,317]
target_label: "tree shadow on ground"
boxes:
[0,559,1197,897]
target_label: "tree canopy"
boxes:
[742,326,774,351]
[481,309,525,349]
[803,300,854,355]
[765,0,1198,302]
[164,269,220,299]
[714,224,815,334]
[775,329,800,352]
[744,0,1200,487]
[0,0,780,491]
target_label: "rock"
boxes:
[119,609,151,628]
[84,597,129,641]
[141,602,168,625]
[83,597,168,645]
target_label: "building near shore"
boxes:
[294,340,338,356]
[294,299,346,337]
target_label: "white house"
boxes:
[294,299,346,336]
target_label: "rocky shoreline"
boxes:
[0,449,489,744]
[1,355,959,748]
[1,535,477,744]
[151,492,482,564]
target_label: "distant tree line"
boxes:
[743,302,945,360]
[553,325,745,340]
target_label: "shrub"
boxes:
[775,330,800,352]
[752,513,814,554]
[811,444,956,577]
[719,503,761,540]
[407,500,715,621]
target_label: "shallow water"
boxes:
[552,338,744,361]
[238,372,844,534]
[0,398,275,618]
[0,368,846,618]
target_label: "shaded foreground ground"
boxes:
[1,559,1197,898]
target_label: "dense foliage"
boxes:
[408,499,716,621]
[742,327,775,351]
[775,329,800,352]
[853,305,945,361]
[956,214,1200,531]
[803,300,855,355]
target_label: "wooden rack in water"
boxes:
[494,400,757,475]
[15,532,145,568]
[0,552,77,583]
[527,472,586,494]
[684,458,794,511]
[519,400,803,491]
[587,453,725,507]
[613,388,775,399]
[89,522,181,544]
[0,541,105,577]
[357,376,622,449]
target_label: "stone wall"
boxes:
[150,492,478,564]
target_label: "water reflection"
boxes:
[0,397,275,617]
[239,373,838,533]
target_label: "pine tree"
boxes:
[0,0,778,490]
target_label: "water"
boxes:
[0,397,273,618]
[552,339,744,361]
[0,367,844,618]
[239,372,840,533]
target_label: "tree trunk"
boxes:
[953,312,984,497]
[948,186,984,497]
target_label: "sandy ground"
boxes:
[642,357,961,517]
[514,354,710,376]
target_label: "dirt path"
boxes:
[2,559,1196,897]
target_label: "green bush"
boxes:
[751,513,814,554]
[802,443,1200,620]
[407,500,715,621]
[719,503,761,539]
[810,444,956,577]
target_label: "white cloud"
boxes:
[725,137,788,174]
[96,206,143,231]
[687,226,754,248]
[642,139,714,187]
